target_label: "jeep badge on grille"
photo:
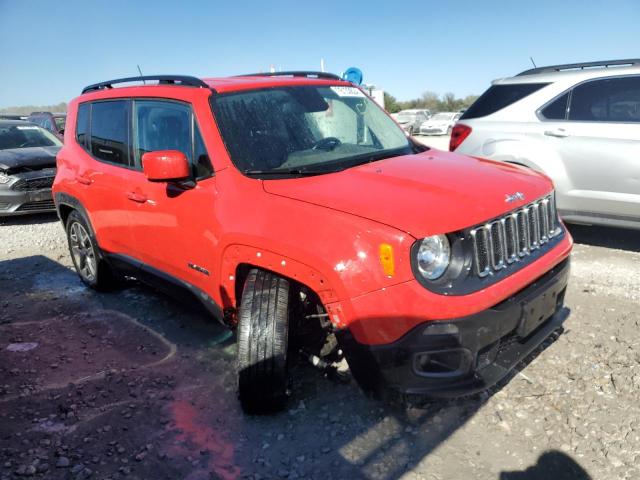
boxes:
[505,192,525,203]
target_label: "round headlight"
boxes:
[416,235,451,280]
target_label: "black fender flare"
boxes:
[54,192,99,241]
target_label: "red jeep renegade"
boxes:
[53,72,573,413]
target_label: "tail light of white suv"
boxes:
[449,124,472,151]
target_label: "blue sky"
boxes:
[1,0,639,108]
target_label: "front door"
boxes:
[124,99,218,294]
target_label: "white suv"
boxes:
[451,59,640,230]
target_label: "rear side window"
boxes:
[569,76,640,122]
[540,92,569,120]
[55,116,66,132]
[42,117,54,131]
[461,83,548,119]
[76,104,89,147]
[28,116,44,128]
[90,101,130,166]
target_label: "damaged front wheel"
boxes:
[237,268,290,414]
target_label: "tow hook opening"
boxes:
[413,348,472,378]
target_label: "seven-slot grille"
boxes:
[469,193,560,277]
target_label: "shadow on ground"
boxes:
[567,223,640,252]
[500,450,592,480]
[0,212,59,227]
[0,255,591,480]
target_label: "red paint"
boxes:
[168,399,240,480]
[142,150,191,182]
[54,74,572,348]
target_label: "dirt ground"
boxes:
[1,203,639,480]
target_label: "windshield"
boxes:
[54,116,66,131]
[0,124,62,150]
[212,85,411,177]
[432,113,454,121]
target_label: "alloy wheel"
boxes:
[69,222,97,282]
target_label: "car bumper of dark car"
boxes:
[338,258,570,400]
[0,180,56,216]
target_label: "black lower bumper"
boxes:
[339,258,570,400]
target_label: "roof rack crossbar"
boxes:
[81,75,209,94]
[236,71,342,81]
[517,58,640,76]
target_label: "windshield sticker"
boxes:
[330,86,365,98]
[16,126,39,130]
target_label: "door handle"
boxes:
[126,192,147,203]
[76,175,92,185]
[544,128,569,138]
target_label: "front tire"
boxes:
[65,210,120,291]
[237,269,290,414]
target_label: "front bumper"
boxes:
[338,258,570,399]
[419,127,448,135]
[0,170,56,216]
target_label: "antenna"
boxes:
[529,57,537,68]
[137,65,146,84]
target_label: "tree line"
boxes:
[0,93,480,117]
[0,102,67,115]
[384,91,479,113]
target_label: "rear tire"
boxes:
[65,210,120,291]
[237,269,290,414]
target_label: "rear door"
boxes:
[125,99,218,293]
[539,76,640,219]
[76,100,137,255]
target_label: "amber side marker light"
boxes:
[379,243,395,277]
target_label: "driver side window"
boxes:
[133,100,213,178]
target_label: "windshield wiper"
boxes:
[243,168,336,177]
[342,148,412,169]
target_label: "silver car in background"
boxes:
[394,109,430,135]
[452,59,640,230]
[419,112,461,135]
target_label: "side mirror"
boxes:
[142,150,191,182]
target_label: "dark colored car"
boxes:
[0,114,29,121]
[0,120,61,216]
[27,112,66,140]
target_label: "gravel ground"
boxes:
[1,210,639,480]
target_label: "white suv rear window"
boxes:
[461,83,548,119]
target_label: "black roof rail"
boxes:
[236,71,342,81]
[81,75,209,94]
[517,58,640,76]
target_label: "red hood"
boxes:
[262,150,553,239]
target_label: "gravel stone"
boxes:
[1,210,639,480]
